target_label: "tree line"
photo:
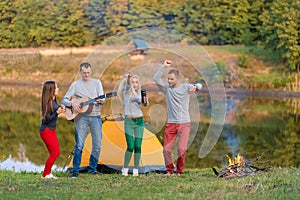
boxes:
[0,0,299,70]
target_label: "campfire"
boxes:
[212,153,270,179]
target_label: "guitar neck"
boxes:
[80,92,116,107]
[81,94,105,107]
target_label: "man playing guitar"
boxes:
[62,62,105,178]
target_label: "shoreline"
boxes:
[1,80,300,98]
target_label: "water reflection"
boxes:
[0,143,63,173]
[0,155,63,173]
[0,85,299,172]
[200,95,300,168]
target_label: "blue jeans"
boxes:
[73,116,102,174]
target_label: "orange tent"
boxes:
[67,118,166,174]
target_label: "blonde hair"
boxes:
[128,74,141,95]
[117,74,141,103]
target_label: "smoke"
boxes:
[223,126,241,157]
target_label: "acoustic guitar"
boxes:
[65,92,117,120]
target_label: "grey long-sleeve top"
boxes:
[123,82,143,117]
[153,65,202,123]
[62,78,105,116]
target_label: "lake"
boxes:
[0,84,299,173]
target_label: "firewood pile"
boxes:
[212,153,271,179]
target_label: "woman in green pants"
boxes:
[121,73,148,176]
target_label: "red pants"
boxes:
[163,123,190,174]
[39,127,60,177]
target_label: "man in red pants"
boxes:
[153,60,202,175]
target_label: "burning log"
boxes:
[212,153,271,179]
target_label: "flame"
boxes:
[226,153,245,166]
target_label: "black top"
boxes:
[39,100,59,131]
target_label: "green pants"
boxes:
[124,117,144,168]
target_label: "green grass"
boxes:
[204,45,250,54]
[0,168,299,200]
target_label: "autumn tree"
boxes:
[259,0,300,70]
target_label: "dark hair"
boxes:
[41,81,56,120]
[168,69,180,78]
[80,62,92,72]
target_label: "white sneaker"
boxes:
[121,167,128,176]
[41,173,58,179]
[133,168,139,177]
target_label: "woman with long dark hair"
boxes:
[39,81,65,179]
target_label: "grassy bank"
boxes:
[0,168,299,200]
[1,45,296,91]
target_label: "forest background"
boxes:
[0,0,299,73]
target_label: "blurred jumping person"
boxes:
[153,60,202,175]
